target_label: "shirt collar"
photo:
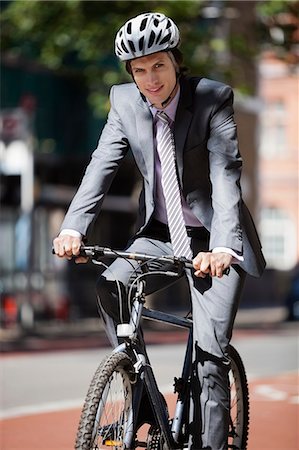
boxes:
[147,85,180,122]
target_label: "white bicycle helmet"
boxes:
[115,12,180,61]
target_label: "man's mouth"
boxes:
[147,86,163,94]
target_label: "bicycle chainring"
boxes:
[147,426,163,450]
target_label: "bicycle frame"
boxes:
[112,280,193,449]
[72,246,248,450]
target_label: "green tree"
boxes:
[1,0,298,116]
[1,1,205,116]
[257,0,299,65]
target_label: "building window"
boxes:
[259,100,287,158]
[260,208,297,270]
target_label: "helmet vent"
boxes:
[126,22,132,35]
[159,33,171,45]
[139,36,144,51]
[148,30,155,48]
[128,40,136,53]
[140,18,148,31]
[121,41,129,54]
[155,29,162,43]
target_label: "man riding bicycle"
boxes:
[53,12,265,449]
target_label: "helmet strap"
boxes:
[160,72,180,108]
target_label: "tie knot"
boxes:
[156,111,171,126]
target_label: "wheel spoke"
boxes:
[75,352,135,450]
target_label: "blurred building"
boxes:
[1,0,298,325]
[257,52,299,271]
[0,62,139,327]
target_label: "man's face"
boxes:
[130,52,178,109]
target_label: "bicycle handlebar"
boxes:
[77,245,194,269]
[52,245,230,275]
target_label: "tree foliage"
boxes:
[257,0,299,65]
[1,0,298,116]
[1,1,208,115]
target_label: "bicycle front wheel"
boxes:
[75,351,135,450]
[228,345,249,450]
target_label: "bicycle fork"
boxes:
[171,331,193,445]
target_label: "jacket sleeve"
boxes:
[207,85,243,255]
[60,85,129,236]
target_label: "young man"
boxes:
[53,12,265,449]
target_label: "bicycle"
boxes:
[73,245,249,450]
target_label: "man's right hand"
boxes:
[52,234,88,264]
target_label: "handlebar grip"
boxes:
[179,257,230,276]
[51,246,89,257]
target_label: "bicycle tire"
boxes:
[75,351,136,450]
[228,344,250,450]
[147,345,250,450]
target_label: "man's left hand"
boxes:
[193,252,233,278]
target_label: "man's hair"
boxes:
[125,48,187,76]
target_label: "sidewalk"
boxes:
[0,306,291,354]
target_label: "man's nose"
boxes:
[146,70,159,85]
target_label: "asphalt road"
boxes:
[0,324,298,449]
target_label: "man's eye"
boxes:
[155,63,163,68]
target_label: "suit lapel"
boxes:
[174,78,193,186]
[136,97,155,192]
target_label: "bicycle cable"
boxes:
[127,268,181,331]
[91,259,127,324]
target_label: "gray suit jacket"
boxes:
[61,76,266,277]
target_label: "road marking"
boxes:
[253,384,288,401]
[1,376,297,420]
[0,384,175,420]
[0,399,84,420]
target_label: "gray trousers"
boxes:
[96,235,246,450]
